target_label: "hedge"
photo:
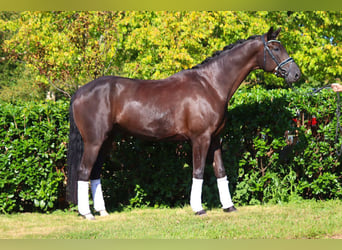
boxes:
[0,100,68,212]
[1,86,342,213]
[226,87,342,205]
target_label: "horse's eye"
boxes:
[273,47,280,52]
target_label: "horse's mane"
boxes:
[191,35,260,70]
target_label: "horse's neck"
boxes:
[201,39,261,102]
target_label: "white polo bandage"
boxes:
[190,178,204,212]
[77,181,91,215]
[217,176,234,209]
[91,179,106,212]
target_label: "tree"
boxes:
[0,11,340,101]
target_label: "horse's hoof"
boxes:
[82,213,95,220]
[195,210,207,216]
[223,206,237,213]
[99,210,109,217]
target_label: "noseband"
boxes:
[261,36,294,77]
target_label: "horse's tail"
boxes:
[66,95,83,204]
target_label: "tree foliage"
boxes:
[0,11,341,101]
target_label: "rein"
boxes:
[311,84,333,94]
[261,36,294,78]
[335,92,342,156]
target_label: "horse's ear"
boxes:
[267,27,281,40]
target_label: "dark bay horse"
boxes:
[67,27,301,219]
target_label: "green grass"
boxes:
[1,200,342,239]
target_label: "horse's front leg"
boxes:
[211,137,237,213]
[190,134,211,215]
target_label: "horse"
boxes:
[66,27,301,219]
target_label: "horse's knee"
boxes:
[212,154,226,178]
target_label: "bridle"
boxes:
[261,36,294,78]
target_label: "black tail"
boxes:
[66,95,84,204]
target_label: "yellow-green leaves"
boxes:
[1,11,341,98]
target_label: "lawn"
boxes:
[1,199,342,239]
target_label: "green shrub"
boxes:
[101,138,193,210]
[0,100,68,213]
[1,86,342,213]
[227,86,342,205]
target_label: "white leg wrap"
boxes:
[77,181,91,215]
[190,178,204,212]
[217,176,234,209]
[91,179,106,212]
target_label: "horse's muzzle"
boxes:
[285,62,301,84]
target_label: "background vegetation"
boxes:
[0,100,68,212]
[1,87,342,213]
[0,11,340,101]
[0,11,341,213]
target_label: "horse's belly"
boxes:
[116,107,179,140]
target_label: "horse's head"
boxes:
[260,27,301,84]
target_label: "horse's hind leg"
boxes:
[77,143,103,220]
[90,148,108,216]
